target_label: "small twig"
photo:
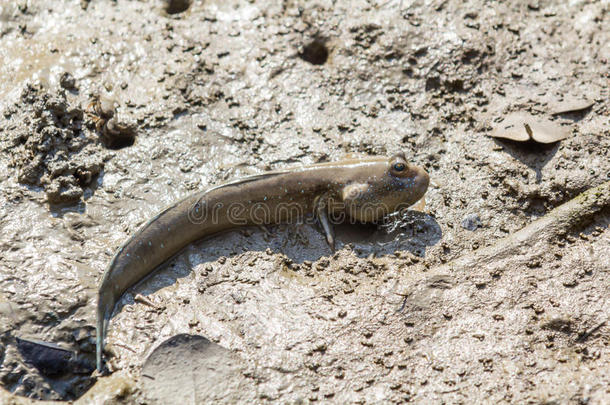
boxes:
[134,294,160,309]
[112,343,136,353]
[448,180,610,272]
[402,181,610,293]
[577,320,607,342]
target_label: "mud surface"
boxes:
[1,84,108,204]
[0,0,608,403]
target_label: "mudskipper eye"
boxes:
[393,162,406,172]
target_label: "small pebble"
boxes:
[59,72,76,90]
[461,213,482,231]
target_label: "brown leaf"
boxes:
[491,112,570,144]
[550,98,595,115]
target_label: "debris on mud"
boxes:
[491,112,570,144]
[141,334,248,404]
[16,337,94,377]
[549,97,595,116]
[461,213,482,231]
[1,84,108,204]
[86,94,137,150]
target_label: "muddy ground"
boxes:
[0,0,608,403]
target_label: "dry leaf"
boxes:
[491,112,570,144]
[550,98,595,115]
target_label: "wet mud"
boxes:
[0,0,608,403]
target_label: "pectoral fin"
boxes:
[411,196,426,212]
[341,183,370,204]
[341,182,379,222]
[314,194,335,252]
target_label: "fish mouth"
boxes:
[417,168,430,195]
[406,168,430,208]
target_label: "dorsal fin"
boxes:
[207,169,290,193]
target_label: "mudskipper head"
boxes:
[341,152,430,222]
[383,152,429,209]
